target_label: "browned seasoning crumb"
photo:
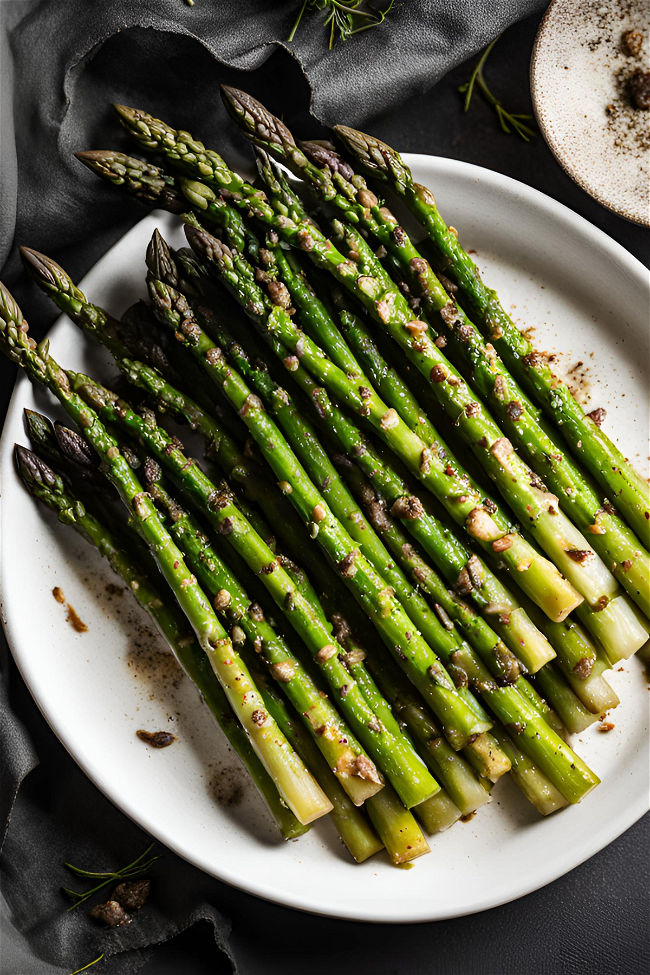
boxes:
[622,29,643,58]
[105,583,124,597]
[112,879,150,911]
[598,721,616,733]
[66,604,88,633]
[89,900,131,927]
[628,69,650,109]
[136,729,177,748]
[565,549,592,564]
[460,812,476,823]
[52,586,65,604]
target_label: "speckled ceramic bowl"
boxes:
[532,0,650,227]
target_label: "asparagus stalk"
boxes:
[263,374,601,801]
[252,647,435,858]
[143,233,513,777]
[113,102,586,622]
[332,299,650,629]
[412,788,462,834]
[531,664,598,735]
[518,598,620,714]
[182,226,558,671]
[332,618,491,817]
[147,343,597,800]
[70,157,615,682]
[349,461,619,717]
[237,649,384,862]
[334,633,464,834]
[135,280,493,757]
[66,368,438,810]
[18,246,305,560]
[200,231,554,669]
[333,124,650,548]
[76,150,187,213]
[220,89,627,627]
[141,462,386,805]
[490,723,568,817]
[15,252,443,806]
[226,228,641,659]
[14,445,308,840]
[0,289,331,827]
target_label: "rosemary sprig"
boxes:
[62,843,160,911]
[288,0,395,50]
[69,954,105,975]
[459,36,537,142]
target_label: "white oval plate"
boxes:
[531,0,650,227]
[1,156,649,923]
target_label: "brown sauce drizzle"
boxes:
[53,586,88,631]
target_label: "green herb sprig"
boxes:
[62,843,160,911]
[459,36,537,142]
[69,954,105,975]
[288,0,395,50]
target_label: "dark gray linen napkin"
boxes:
[0,2,547,972]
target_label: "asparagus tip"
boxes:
[145,228,174,282]
[19,247,69,294]
[183,221,216,261]
[112,103,136,122]
[220,86,296,149]
[54,421,95,470]
[14,443,57,491]
[0,280,25,327]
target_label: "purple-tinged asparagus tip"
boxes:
[14,444,58,490]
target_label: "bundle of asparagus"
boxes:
[2,87,648,866]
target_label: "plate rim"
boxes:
[530,0,650,229]
[1,156,649,924]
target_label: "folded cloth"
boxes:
[0,1,547,972]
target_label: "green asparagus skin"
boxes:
[219,90,643,655]
[66,369,438,811]
[331,618,491,817]
[14,445,309,840]
[224,222,590,679]
[17,246,308,561]
[234,650,384,862]
[17,251,441,807]
[141,462,387,806]
[142,269,495,756]
[74,148,621,677]
[15,248,176,381]
[0,289,332,827]
[187,229,556,664]
[331,627,464,834]
[243,641,433,860]
[332,124,650,549]
[266,373,601,801]
[531,664,598,735]
[143,231,513,778]
[331,294,650,631]
[489,723,568,817]
[372,248,650,622]
[140,266,600,806]
[345,460,619,718]
[220,89,631,626]
[113,101,588,623]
